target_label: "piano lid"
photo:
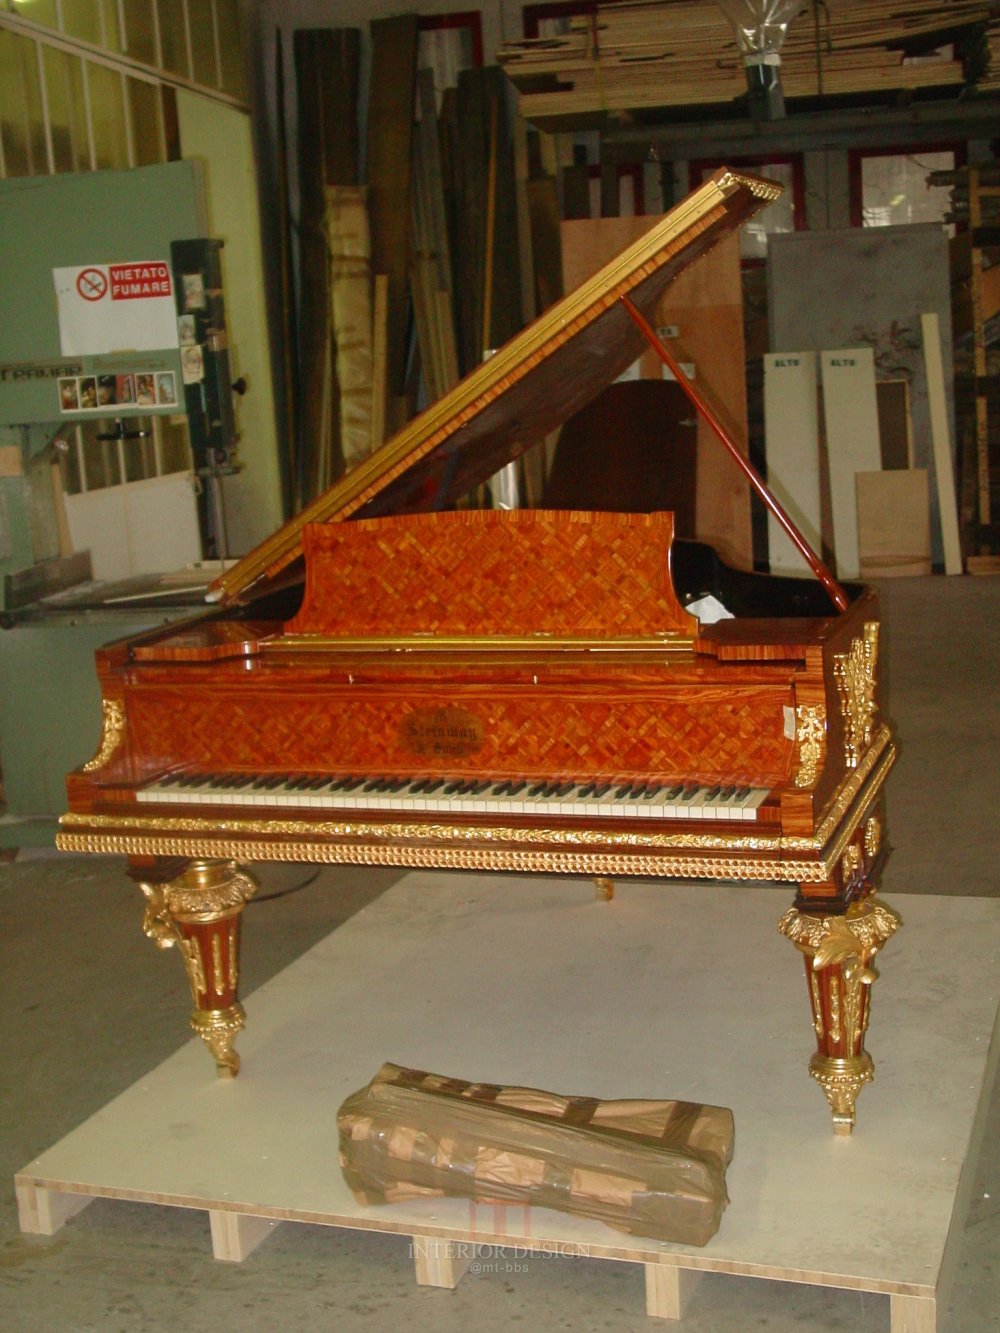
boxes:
[214,168,781,605]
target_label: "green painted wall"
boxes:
[176,91,283,553]
[0,162,205,425]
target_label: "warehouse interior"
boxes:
[1,1,999,1330]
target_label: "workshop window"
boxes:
[43,45,89,174]
[127,75,164,167]
[849,147,962,229]
[156,0,188,78]
[188,0,219,88]
[120,0,158,66]
[88,63,129,171]
[0,27,46,176]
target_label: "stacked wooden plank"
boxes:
[498,0,994,126]
[974,11,1000,89]
[290,24,524,505]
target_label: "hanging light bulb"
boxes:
[715,1,806,119]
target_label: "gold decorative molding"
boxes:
[864,814,882,859]
[793,704,826,788]
[81,699,125,772]
[809,1054,875,1134]
[834,623,879,768]
[57,729,896,883]
[778,898,900,960]
[841,843,862,884]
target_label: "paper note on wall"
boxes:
[53,261,180,355]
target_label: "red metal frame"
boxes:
[417,11,484,68]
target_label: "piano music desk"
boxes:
[15,874,1000,1333]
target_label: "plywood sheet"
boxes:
[856,469,931,577]
[819,349,882,580]
[763,352,820,576]
[561,221,750,566]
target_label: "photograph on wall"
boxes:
[116,374,136,404]
[58,377,80,411]
[180,344,204,384]
[136,373,155,406]
[156,372,177,406]
[177,314,197,345]
[182,273,206,311]
[97,375,116,407]
[79,376,97,409]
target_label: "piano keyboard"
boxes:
[138,773,770,822]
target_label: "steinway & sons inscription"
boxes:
[400,707,484,759]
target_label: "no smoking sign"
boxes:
[76,267,108,301]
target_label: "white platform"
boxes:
[16,876,1000,1331]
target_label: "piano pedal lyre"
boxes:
[593,877,615,902]
[136,859,259,1077]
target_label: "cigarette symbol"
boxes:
[76,268,108,301]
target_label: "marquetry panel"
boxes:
[285,510,694,639]
[124,680,794,787]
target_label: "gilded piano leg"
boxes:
[593,876,615,901]
[778,895,900,1134]
[137,860,259,1077]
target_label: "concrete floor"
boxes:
[1,575,998,1332]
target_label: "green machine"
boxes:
[0,162,225,844]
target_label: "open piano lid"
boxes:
[213,168,781,606]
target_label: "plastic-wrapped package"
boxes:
[338,1064,735,1247]
[716,1,805,117]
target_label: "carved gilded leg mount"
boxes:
[779,896,900,1134]
[138,860,259,1076]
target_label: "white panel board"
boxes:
[820,349,882,580]
[763,352,820,576]
[64,487,131,583]
[123,472,201,576]
[920,313,963,575]
[65,473,200,581]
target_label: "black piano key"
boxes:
[576,783,595,798]
[505,781,527,796]
[665,784,684,799]
[363,777,386,791]
[422,779,445,793]
[705,784,722,799]
[591,783,611,798]
[719,786,736,799]
[681,784,700,800]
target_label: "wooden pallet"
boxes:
[15,876,1000,1330]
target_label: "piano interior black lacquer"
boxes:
[58,170,898,1133]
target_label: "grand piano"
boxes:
[57,170,898,1134]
